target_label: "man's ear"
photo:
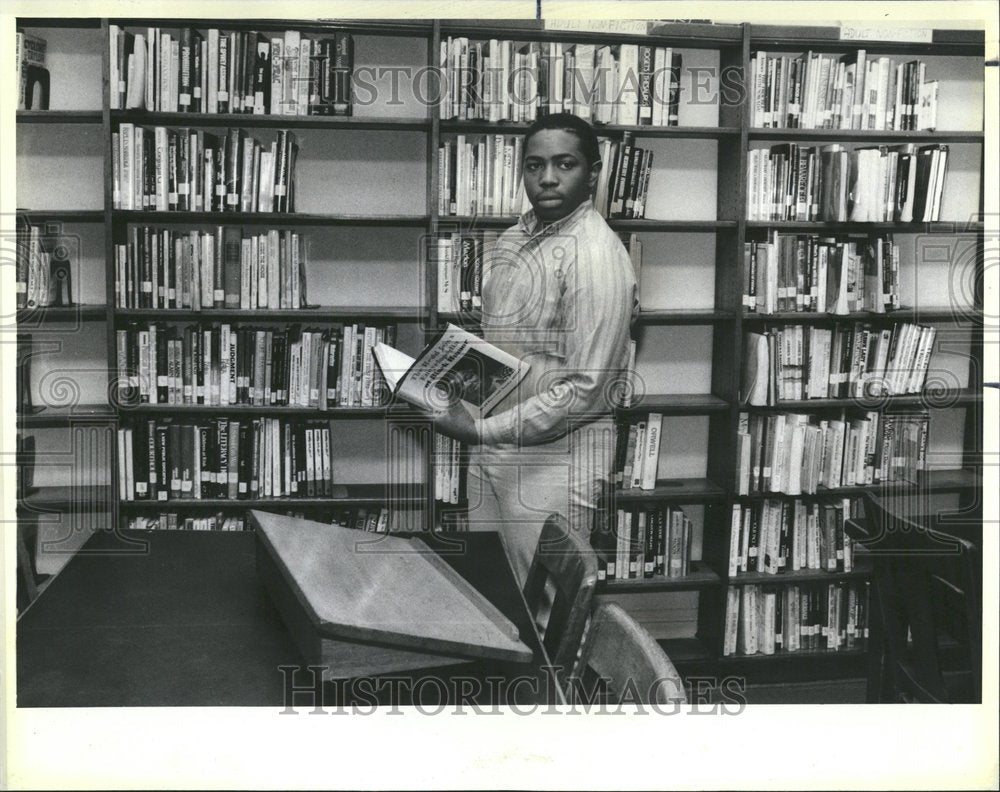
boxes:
[588,159,602,190]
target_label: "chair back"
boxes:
[522,513,598,682]
[571,602,687,706]
[847,493,981,703]
[17,523,39,611]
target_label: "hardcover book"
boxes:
[373,323,529,418]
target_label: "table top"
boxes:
[17,527,560,708]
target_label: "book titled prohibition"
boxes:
[373,323,529,418]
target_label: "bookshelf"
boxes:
[14,18,116,605]
[14,17,985,689]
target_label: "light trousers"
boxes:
[466,417,616,587]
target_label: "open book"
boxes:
[373,323,529,418]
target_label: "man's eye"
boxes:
[558,161,575,169]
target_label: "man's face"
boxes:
[522,129,600,222]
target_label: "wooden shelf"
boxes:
[440,19,742,48]
[742,307,984,325]
[110,18,434,37]
[748,128,983,144]
[729,564,872,586]
[113,210,430,226]
[16,210,104,223]
[118,484,425,510]
[720,647,868,663]
[16,305,107,323]
[598,561,721,593]
[18,485,114,511]
[746,220,984,233]
[743,390,982,411]
[614,478,728,503]
[18,17,103,28]
[17,110,103,124]
[617,393,730,415]
[18,405,115,427]
[118,404,415,417]
[741,468,981,500]
[613,219,738,231]
[111,110,430,131]
[438,216,737,231]
[441,120,739,139]
[114,306,425,322]
[638,309,735,324]
[748,24,984,55]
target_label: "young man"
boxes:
[432,112,639,586]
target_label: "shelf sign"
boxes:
[839,26,933,43]
[544,19,649,35]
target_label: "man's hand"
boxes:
[424,399,480,446]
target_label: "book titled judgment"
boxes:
[374,324,529,418]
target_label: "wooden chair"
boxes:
[522,513,598,687]
[846,493,982,703]
[569,602,687,706]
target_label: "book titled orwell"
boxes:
[373,323,529,418]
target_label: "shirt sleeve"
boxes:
[475,230,638,447]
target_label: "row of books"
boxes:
[110,25,354,116]
[741,322,937,405]
[125,506,411,532]
[743,233,900,315]
[15,30,46,111]
[116,418,337,501]
[431,226,645,315]
[746,143,949,223]
[440,38,682,126]
[115,322,396,408]
[432,230,498,314]
[593,505,694,582]
[750,50,939,130]
[113,125,299,212]
[114,227,310,310]
[727,498,859,577]
[127,513,248,531]
[438,135,529,218]
[434,433,467,505]
[736,410,929,495]
[597,134,654,219]
[438,132,654,220]
[14,217,71,310]
[613,413,665,490]
[723,581,870,655]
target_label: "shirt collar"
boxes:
[517,198,594,240]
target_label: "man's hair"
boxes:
[523,112,601,168]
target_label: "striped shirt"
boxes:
[474,198,639,448]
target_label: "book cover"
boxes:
[373,323,529,419]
